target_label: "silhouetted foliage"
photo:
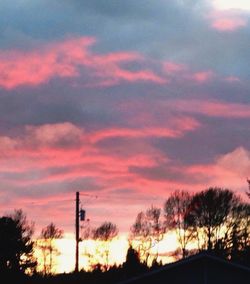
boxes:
[130,206,165,264]
[123,246,144,277]
[0,209,36,278]
[164,190,193,258]
[39,223,63,275]
[226,203,250,265]
[93,222,118,241]
[162,187,250,265]
[186,188,240,253]
[92,221,118,270]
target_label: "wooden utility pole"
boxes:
[75,191,80,273]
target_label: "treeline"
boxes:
[130,187,250,266]
[0,187,249,284]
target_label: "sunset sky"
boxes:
[1,0,250,251]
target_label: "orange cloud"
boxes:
[0,37,165,89]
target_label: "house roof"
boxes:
[117,252,250,284]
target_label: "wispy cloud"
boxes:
[168,100,250,118]
[0,37,165,89]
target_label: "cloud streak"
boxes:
[168,100,250,118]
[0,37,164,89]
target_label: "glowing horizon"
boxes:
[34,232,180,274]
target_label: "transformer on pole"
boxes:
[80,209,86,221]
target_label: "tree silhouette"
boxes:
[0,210,36,275]
[123,246,146,278]
[186,188,239,253]
[226,203,250,264]
[92,222,118,270]
[164,190,193,258]
[39,223,63,275]
[130,206,165,264]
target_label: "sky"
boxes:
[0,0,250,241]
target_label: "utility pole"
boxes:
[75,191,80,273]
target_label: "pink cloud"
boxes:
[212,17,247,31]
[25,122,83,148]
[171,116,200,132]
[90,118,200,143]
[162,60,217,85]
[216,147,250,177]
[163,61,186,74]
[209,11,248,31]
[187,147,250,195]
[0,117,199,186]
[0,37,94,89]
[190,71,214,83]
[5,116,247,235]
[170,99,250,118]
[0,136,17,152]
[90,127,177,143]
[109,69,165,84]
[0,37,165,89]
[1,122,249,233]
[0,116,201,232]
[0,122,177,233]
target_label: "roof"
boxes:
[117,252,250,284]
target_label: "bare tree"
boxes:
[130,206,165,264]
[92,222,118,270]
[164,190,193,258]
[186,187,239,252]
[39,223,63,275]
